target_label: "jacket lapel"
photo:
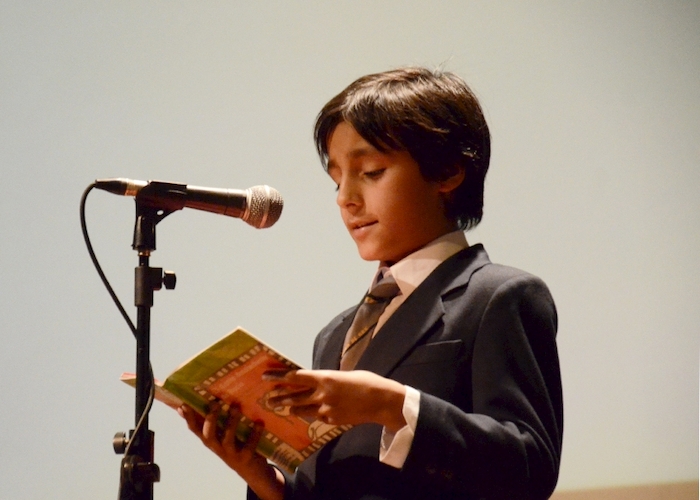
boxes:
[354,245,491,377]
[314,307,356,369]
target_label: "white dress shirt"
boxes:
[366,230,469,468]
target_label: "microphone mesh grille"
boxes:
[244,185,284,228]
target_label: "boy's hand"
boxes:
[263,369,407,433]
[178,404,284,500]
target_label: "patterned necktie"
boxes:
[340,269,400,371]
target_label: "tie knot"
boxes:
[366,271,400,302]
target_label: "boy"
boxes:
[181,67,563,500]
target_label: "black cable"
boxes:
[80,184,138,336]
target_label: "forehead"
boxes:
[327,122,381,168]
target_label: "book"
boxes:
[120,327,350,473]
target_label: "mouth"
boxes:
[348,220,377,237]
[350,221,377,231]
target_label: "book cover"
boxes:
[121,327,350,473]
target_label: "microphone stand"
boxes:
[114,183,181,500]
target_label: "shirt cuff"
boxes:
[379,385,420,469]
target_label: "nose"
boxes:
[336,178,360,209]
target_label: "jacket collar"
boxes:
[316,244,491,374]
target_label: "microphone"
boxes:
[94,178,283,228]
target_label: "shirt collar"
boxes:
[372,230,469,299]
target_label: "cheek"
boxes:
[373,194,409,228]
[388,183,436,220]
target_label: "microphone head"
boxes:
[243,185,284,228]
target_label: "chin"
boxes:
[355,245,382,263]
[356,246,401,265]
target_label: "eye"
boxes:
[364,168,386,179]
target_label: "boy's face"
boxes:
[327,122,458,265]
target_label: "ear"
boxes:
[436,164,466,194]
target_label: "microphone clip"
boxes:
[131,181,186,254]
[134,180,188,213]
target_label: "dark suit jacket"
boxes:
[253,245,563,500]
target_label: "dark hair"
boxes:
[314,67,491,230]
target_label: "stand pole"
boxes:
[115,193,178,499]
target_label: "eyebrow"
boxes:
[327,146,380,171]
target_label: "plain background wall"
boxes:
[1,2,698,498]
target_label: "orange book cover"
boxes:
[121,327,350,472]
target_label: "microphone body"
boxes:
[95,178,283,228]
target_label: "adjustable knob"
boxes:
[163,271,176,290]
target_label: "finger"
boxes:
[281,369,323,385]
[261,369,296,381]
[201,402,222,446]
[263,370,312,391]
[179,405,204,437]
[288,404,321,418]
[317,414,334,424]
[243,420,265,453]
[317,403,339,425]
[267,387,316,407]
[263,369,323,387]
[227,405,249,450]
[219,406,241,450]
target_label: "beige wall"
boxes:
[2,3,698,498]
[552,481,698,500]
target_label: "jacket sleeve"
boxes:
[401,272,563,500]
